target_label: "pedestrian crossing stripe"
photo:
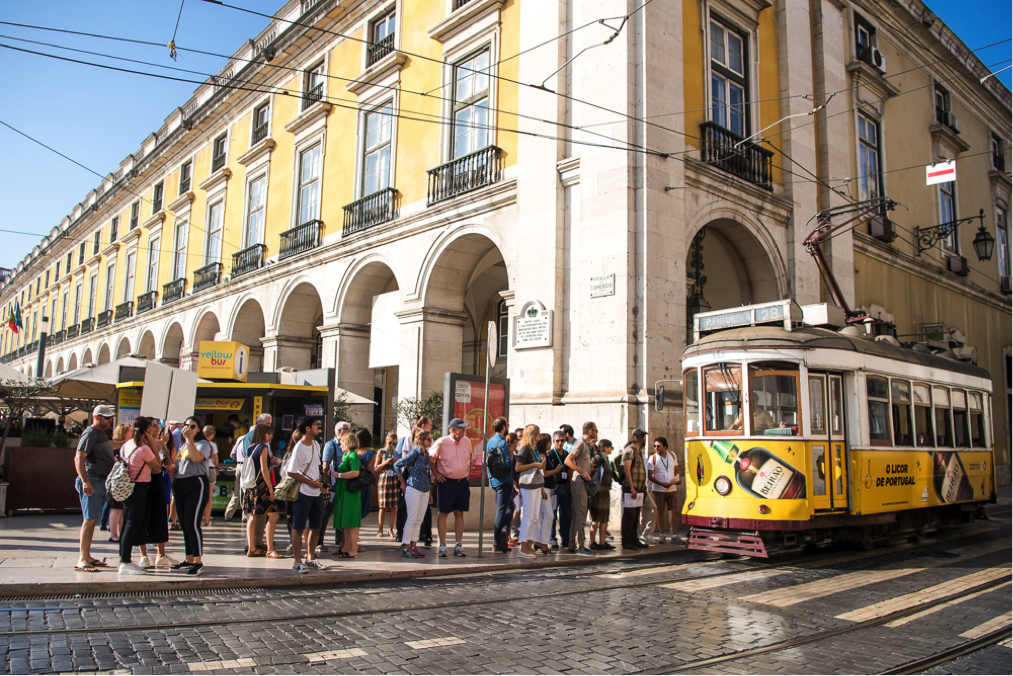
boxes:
[999,637,1012,649]
[187,658,256,671]
[742,569,924,607]
[598,560,725,579]
[406,637,466,649]
[305,649,369,662]
[885,582,1011,627]
[661,568,794,592]
[836,567,1011,622]
[959,611,1013,638]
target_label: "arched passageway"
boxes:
[230,299,266,373]
[161,323,184,366]
[137,331,157,360]
[273,283,323,371]
[97,343,111,365]
[116,337,131,359]
[68,353,78,371]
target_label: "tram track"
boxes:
[880,626,1013,674]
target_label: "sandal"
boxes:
[335,551,351,559]
[74,564,98,573]
[88,559,109,567]
[247,549,266,557]
[266,551,285,559]
[376,531,384,538]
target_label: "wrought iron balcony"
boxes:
[303,83,323,109]
[114,301,133,323]
[279,220,323,260]
[66,324,80,339]
[179,177,191,194]
[96,310,113,329]
[454,0,474,9]
[252,122,269,145]
[212,153,227,173]
[80,317,94,335]
[136,290,158,314]
[50,330,65,346]
[232,243,267,278]
[367,34,395,67]
[699,121,774,190]
[427,145,502,206]
[1001,275,1011,295]
[343,188,398,236]
[193,262,223,293]
[163,278,186,304]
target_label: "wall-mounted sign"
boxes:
[590,274,615,298]
[197,341,250,382]
[512,300,552,349]
[195,397,245,411]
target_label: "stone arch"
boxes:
[68,352,79,371]
[56,356,65,375]
[116,336,131,359]
[136,330,157,360]
[416,224,508,305]
[190,309,221,348]
[333,253,402,320]
[82,348,93,366]
[45,360,54,379]
[161,322,184,366]
[227,298,267,373]
[26,365,32,378]
[273,282,324,371]
[97,343,111,365]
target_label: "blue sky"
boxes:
[0,0,1009,271]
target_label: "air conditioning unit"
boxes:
[947,255,969,277]
[869,215,896,243]
[870,47,887,73]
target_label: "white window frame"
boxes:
[204,200,225,266]
[939,180,958,254]
[251,100,271,143]
[243,174,269,247]
[303,59,327,110]
[104,263,116,312]
[123,251,137,304]
[179,160,193,195]
[708,16,749,138]
[147,237,160,293]
[88,272,98,318]
[360,100,395,197]
[73,280,82,325]
[173,220,188,280]
[294,142,323,226]
[997,206,1009,281]
[438,14,500,164]
[857,111,882,202]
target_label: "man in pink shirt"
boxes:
[430,418,474,557]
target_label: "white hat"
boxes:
[93,404,116,418]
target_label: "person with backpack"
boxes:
[394,428,433,558]
[242,424,283,558]
[485,417,514,553]
[589,439,615,550]
[647,436,682,544]
[115,417,163,575]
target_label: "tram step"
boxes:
[688,527,769,558]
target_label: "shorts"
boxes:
[653,491,678,511]
[291,492,323,531]
[76,476,107,521]
[436,478,471,514]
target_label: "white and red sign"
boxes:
[926,160,956,185]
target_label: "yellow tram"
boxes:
[679,300,996,557]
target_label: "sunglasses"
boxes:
[187,424,199,430]
[653,443,664,448]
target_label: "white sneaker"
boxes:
[118,562,147,575]
[155,555,179,568]
[137,556,152,569]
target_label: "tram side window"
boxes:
[808,377,826,435]
[867,376,891,446]
[891,380,913,446]
[933,387,953,447]
[912,383,933,447]
[684,368,700,435]
[969,392,986,447]
[745,362,799,435]
[703,364,742,433]
[951,390,969,447]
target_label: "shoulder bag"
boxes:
[274,448,312,502]
[346,454,377,492]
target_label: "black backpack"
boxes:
[611,454,626,487]
[486,440,512,480]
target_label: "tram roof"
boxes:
[683,326,991,380]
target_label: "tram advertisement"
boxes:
[690,440,807,500]
[854,449,992,514]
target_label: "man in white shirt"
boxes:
[284,416,325,574]
[647,436,681,544]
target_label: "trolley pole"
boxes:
[476,321,497,558]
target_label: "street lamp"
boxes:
[971,222,996,262]
[915,208,995,262]
[35,315,49,379]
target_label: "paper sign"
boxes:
[926,160,956,185]
[139,362,198,423]
[455,381,472,404]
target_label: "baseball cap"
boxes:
[93,404,116,418]
[448,418,467,429]
[631,427,648,439]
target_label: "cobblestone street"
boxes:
[1,501,1009,675]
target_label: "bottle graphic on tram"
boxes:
[710,440,743,465]
[734,447,807,499]
[932,451,973,503]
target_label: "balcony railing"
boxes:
[343,188,398,236]
[66,324,80,340]
[279,220,323,260]
[114,301,133,323]
[1001,275,1011,295]
[232,243,267,278]
[700,121,774,190]
[212,154,227,173]
[427,145,502,206]
[136,290,158,314]
[80,317,94,335]
[367,34,395,67]
[303,83,323,109]
[179,177,191,194]
[50,330,65,346]
[96,310,113,329]
[252,123,269,145]
[193,262,223,293]
[454,0,474,9]
[163,278,186,304]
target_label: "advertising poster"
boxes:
[444,373,510,481]
[853,449,993,514]
[117,388,143,426]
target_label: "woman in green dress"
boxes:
[332,433,363,558]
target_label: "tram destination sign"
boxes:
[693,300,802,341]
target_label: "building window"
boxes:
[252,102,270,143]
[50,299,57,334]
[152,181,164,213]
[303,61,326,109]
[934,84,956,129]
[147,238,160,292]
[244,175,267,247]
[44,270,49,289]
[35,278,40,296]
[855,14,876,63]
[123,251,136,304]
[858,112,882,201]
[939,180,957,252]
[88,272,98,319]
[78,242,86,266]
[173,220,188,280]
[296,144,322,225]
[992,133,1006,172]
[179,160,193,194]
[61,291,69,330]
[130,201,140,230]
[212,135,228,172]
[93,231,101,256]
[368,8,396,66]
[66,252,73,273]
[363,103,393,196]
[55,261,61,279]
[109,217,119,243]
[73,281,82,325]
[452,49,491,158]
[104,263,116,312]
[205,201,224,265]
[998,207,1009,285]
[496,298,509,358]
[710,18,748,137]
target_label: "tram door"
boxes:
[809,373,848,510]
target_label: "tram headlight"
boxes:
[714,475,732,495]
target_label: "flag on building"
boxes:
[7,304,17,333]
[14,301,23,332]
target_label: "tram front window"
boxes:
[891,380,913,446]
[703,363,742,433]
[684,368,701,435]
[745,362,799,434]
[913,383,933,446]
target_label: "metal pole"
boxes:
[477,365,490,558]
[35,316,49,379]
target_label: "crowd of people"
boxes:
[74,406,684,576]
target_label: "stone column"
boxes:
[320,323,374,428]
[395,307,467,434]
[260,335,317,372]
